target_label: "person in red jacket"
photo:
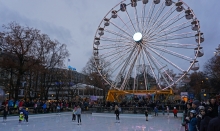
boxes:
[173,107,178,118]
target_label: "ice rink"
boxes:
[1,112,183,131]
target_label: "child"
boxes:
[173,107,178,118]
[72,106,76,121]
[19,112,24,123]
[145,109,148,121]
[24,108,29,122]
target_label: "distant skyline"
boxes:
[0,0,219,72]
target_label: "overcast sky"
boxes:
[0,0,219,72]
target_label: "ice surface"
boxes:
[1,112,183,131]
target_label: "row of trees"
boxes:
[0,22,69,101]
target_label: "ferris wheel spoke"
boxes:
[112,52,137,89]
[100,45,135,61]
[144,5,176,36]
[144,2,166,34]
[134,6,140,32]
[125,10,137,32]
[147,44,193,61]
[142,48,169,88]
[121,49,141,90]
[104,29,133,40]
[149,31,197,42]
[148,11,185,38]
[99,44,133,51]
[150,20,191,39]
[117,15,135,35]
[141,3,147,33]
[140,52,150,90]
[143,1,156,34]
[113,46,138,89]
[147,41,197,49]
[109,21,133,37]
[146,46,184,72]
[100,36,131,43]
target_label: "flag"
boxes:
[68,59,70,62]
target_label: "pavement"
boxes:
[0,112,184,131]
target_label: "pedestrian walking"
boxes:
[75,105,81,125]
[114,105,120,123]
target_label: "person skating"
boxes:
[166,106,169,115]
[24,108,29,122]
[145,108,148,121]
[154,106,158,116]
[72,106,76,121]
[75,105,81,125]
[114,105,120,123]
[173,107,178,118]
[19,112,24,123]
[3,104,8,122]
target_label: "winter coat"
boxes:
[207,115,220,131]
[115,109,119,115]
[75,107,81,115]
[200,115,211,131]
[189,117,198,131]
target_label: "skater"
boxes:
[19,112,24,123]
[72,106,76,121]
[3,104,8,122]
[173,107,178,118]
[114,105,120,123]
[56,103,61,115]
[75,105,81,125]
[166,106,169,115]
[162,105,165,115]
[24,108,29,122]
[145,108,148,121]
[154,106,158,116]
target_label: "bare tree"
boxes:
[204,56,220,93]
[0,22,69,100]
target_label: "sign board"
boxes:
[189,93,194,99]
[181,92,188,96]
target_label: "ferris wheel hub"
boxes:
[133,32,143,42]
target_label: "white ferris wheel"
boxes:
[93,0,204,91]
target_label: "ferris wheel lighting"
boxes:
[133,32,142,42]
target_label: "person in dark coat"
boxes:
[207,114,220,131]
[200,107,211,131]
[114,105,120,123]
[207,98,219,118]
[145,109,148,121]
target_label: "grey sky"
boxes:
[0,0,219,72]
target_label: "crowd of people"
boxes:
[183,98,220,131]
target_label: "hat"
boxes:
[193,100,200,107]
[199,106,205,110]
[190,110,196,114]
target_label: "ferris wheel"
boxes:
[93,0,204,91]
